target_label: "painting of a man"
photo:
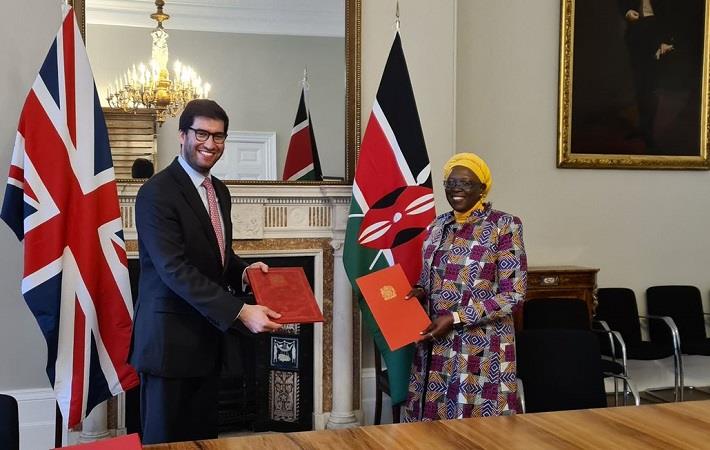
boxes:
[568,0,706,158]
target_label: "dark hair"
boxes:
[178,99,229,132]
[131,158,155,178]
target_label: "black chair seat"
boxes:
[600,359,624,375]
[681,338,710,355]
[624,341,675,360]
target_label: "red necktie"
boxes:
[202,177,225,264]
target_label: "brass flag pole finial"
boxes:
[302,66,310,91]
[395,0,400,32]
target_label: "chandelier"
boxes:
[105,0,210,124]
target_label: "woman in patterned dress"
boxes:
[402,153,527,421]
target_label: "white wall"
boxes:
[0,2,61,447]
[0,0,61,391]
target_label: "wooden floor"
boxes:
[147,400,710,449]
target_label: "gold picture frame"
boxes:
[557,0,710,169]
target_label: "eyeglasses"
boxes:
[187,127,228,144]
[443,179,480,191]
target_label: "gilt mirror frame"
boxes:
[69,0,360,184]
[557,0,710,170]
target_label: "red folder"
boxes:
[356,264,431,351]
[247,267,324,324]
[56,433,141,449]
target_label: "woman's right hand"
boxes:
[404,286,426,304]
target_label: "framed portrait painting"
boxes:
[558,0,710,169]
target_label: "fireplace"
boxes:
[125,253,319,434]
[223,255,317,433]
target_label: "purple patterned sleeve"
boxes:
[459,217,527,326]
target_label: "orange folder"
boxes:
[247,267,324,324]
[356,264,431,351]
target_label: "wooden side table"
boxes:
[515,266,599,330]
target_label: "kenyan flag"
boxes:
[283,86,322,181]
[343,32,435,405]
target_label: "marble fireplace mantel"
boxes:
[109,182,360,435]
[118,183,354,242]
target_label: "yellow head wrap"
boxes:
[443,152,493,223]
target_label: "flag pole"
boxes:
[302,67,311,120]
[54,403,62,447]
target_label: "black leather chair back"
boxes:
[596,288,643,345]
[516,329,607,413]
[523,298,589,330]
[0,394,19,450]
[647,285,706,343]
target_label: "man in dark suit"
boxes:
[619,0,674,151]
[131,99,282,444]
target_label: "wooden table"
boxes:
[147,400,710,449]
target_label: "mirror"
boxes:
[69,0,359,184]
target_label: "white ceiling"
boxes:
[86,0,345,37]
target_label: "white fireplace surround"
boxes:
[111,183,359,436]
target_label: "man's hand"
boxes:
[238,304,282,333]
[656,43,674,60]
[625,9,640,22]
[418,313,454,342]
[242,261,269,287]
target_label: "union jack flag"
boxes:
[0,8,138,428]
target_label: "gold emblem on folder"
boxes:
[270,275,287,286]
[380,285,396,301]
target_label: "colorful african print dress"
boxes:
[402,203,527,421]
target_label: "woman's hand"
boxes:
[418,313,454,342]
[404,286,426,304]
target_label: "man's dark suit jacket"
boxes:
[130,158,249,378]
